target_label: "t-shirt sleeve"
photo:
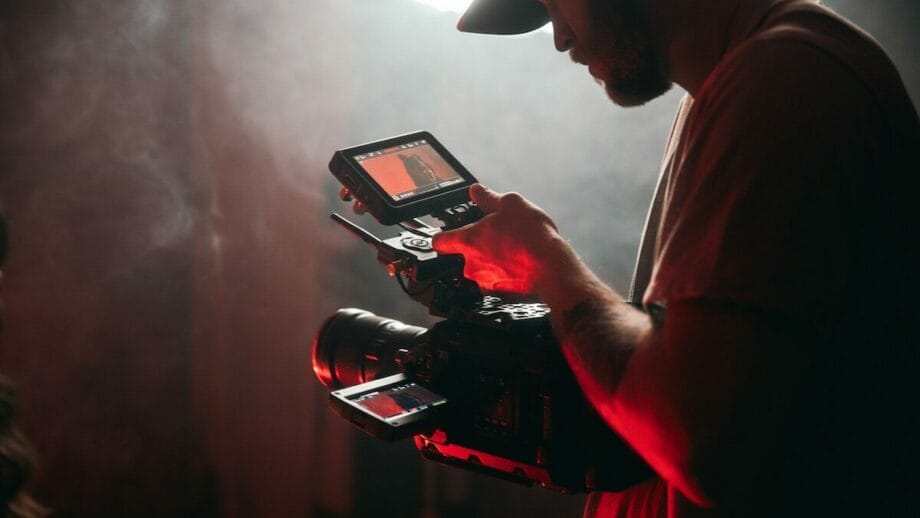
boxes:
[643,37,883,317]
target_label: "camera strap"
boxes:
[627,155,671,306]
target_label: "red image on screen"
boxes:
[356,141,463,200]
[354,383,445,420]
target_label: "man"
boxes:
[432,0,919,516]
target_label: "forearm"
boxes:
[553,290,686,493]
[533,239,672,469]
[533,239,770,506]
[534,236,651,397]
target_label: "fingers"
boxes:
[469,184,502,214]
[431,226,466,254]
[433,185,525,253]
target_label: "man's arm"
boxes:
[434,185,819,508]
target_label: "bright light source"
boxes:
[412,0,473,13]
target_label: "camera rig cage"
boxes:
[315,132,651,493]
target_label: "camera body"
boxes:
[314,132,651,492]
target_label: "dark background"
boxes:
[0,1,916,516]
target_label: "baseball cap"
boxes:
[457,0,550,35]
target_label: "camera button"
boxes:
[402,237,432,252]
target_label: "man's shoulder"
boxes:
[701,1,909,119]
[757,2,901,88]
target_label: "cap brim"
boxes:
[457,0,549,35]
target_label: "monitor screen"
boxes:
[350,381,447,421]
[354,139,466,203]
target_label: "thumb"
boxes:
[432,227,465,254]
[469,183,502,214]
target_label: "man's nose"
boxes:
[552,21,573,52]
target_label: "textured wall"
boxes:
[0,2,205,515]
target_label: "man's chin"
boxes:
[599,76,673,107]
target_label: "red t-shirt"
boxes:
[588,1,918,516]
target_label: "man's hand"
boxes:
[432,184,565,295]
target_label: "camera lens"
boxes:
[312,308,427,389]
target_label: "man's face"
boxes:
[541,0,671,106]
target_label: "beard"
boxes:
[578,0,672,106]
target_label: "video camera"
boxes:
[312,131,651,492]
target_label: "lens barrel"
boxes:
[312,308,427,389]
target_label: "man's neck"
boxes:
[647,0,785,97]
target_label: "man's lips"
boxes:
[570,50,601,78]
[570,49,606,82]
[569,49,587,66]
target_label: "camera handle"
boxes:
[330,213,483,314]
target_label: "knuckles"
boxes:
[500,192,526,208]
[496,192,555,226]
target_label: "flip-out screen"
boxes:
[350,380,447,421]
[330,373,448,440]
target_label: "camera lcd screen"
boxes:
[349,380,447,421]
[330,131,478,224]
[353,139,466,203]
